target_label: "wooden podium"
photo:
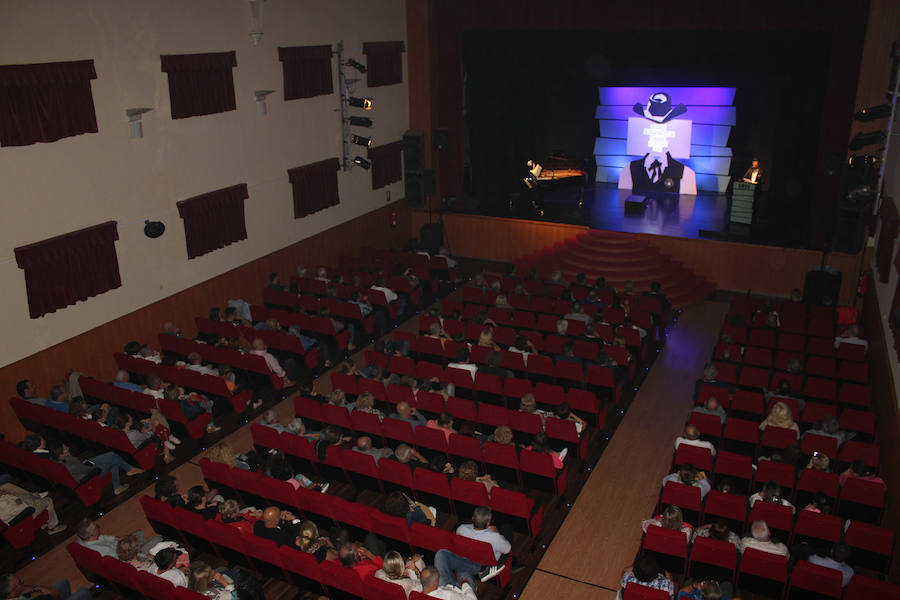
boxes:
[730,181,757,224]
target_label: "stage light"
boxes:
[853,104,891,121]
[348,116,373,127]
[345,58,367,73]
[351,134,372,147]
[353,156,371,170]
[347,96,373,110]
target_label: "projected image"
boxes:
[594,86,737,195]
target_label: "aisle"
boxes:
[521,301,729,600]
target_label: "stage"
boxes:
[449,181,793,243]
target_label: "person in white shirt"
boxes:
[183,352,219,376]
[674,424,716,456]
[740,520,788,557]
[834,324,868,352]
[691,396,727,424]
[371,278,406,314]
[447,347,478,379]
[662,464,711,497]
[808,542,854,587]
[250,338,294,386]
[507,335,537,366]
[437,247,457,268]
[315,266,329,282]
[434,507,510,587]
[147,547,188,587]
[138,344,162,363]
[419,566,477,600]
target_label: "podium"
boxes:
[730,181,757,224]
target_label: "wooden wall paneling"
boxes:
[411,211,864,303]
[0,202,410,442]
[861,287,900,580]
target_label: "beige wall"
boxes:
[0,0,408,368]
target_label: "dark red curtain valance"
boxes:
[177,183,248,259]
[287,158,341,218]
[14,221,120,318]
[160,51,237,119]
[278,45,333,100]
[368,140,403,190]
[362,41,406,87]
[876,197,899,283]
[0,59,98,147]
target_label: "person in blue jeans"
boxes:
[1,573,94,599]
[49,444,141,496]
[434,507,512,586]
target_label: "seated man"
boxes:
[808,542,854,587]
[163,384,221,434]
[0,574,93,600]
[253,506,299,546]
[691,395,727,424]
[434,507,512,586]
[803,414,855,446]
[182,352,219,376]
[834,324,868,352]
[142,374,167,399]
[286,324,319,353]
[419,565,477,600]
[138,344,162,364]
[162,321,182,337]
[15,379,46,406]
[555,342,584,367]
[425,412,457,442]
[563,303,592,324]
[260,409,288,433]
[740,520,788,557]
[353,436,393,464]
[147,547,187,587]
[337,541,383,578]
[268,271,285,291]
[76,517,161,558]
[390,401,427,430]
[52,444,141,496]
[392,444,428,469]
[45,385,70,413]
[113,370,144,393]
[674,424,716,456]
[447,347,478,379]
[0,479,66,535]
[251,338,295,387]
[371,278,407,315]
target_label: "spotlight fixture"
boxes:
[351,134,372,147]
[347,96,373,110]
[348,116,373,127]
[353,156,371,170]
[853,103,891,121]
[345,58,367,73]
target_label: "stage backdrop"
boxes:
[595,86,736,193]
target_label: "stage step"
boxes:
[514,229,717,308]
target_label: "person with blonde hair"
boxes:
[353,392,384,420]
[477,328,499,350]
[457,460,500,496]
[205,443,249,470]
[116,533,153,570]
[375,550,424,596]
[189,560,235,599]
[492,426,514,445]
[759,401,799,434]
[641,505,693,541]
[295,520,336,561]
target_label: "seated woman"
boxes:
[352,391,385,420]
[802,492,832,514]
[384,491,437,527]
[759,401,799,434]
[749,480,795,513]
[661,464,711,498]
[217,499,261,535]
[691,519,742,551]
[641,505,693,542]
[116,533,154,570]
[457,460,500,496]
[189,561,235,600]
[375,550,424,596]
[524,431,567,469]
[266,449,329,492]
[295,520,337,562]
[205,442,251,471]
[477,328,501,351]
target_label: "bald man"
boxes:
[353,436,393,463]
[252,506,298,546]
[420,565,478,600]
[674,423,717,455]
[113,370,144,394]
[389,401,427,430]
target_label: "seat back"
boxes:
[788,560,843,598]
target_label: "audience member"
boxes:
[620,555,675,597]
[834,324,867,353]
[674,424,716,455]
[808,542,854,587]
[434,507,511,586]
[740,520,788,557]
[662,464,711,498]
[51,444,141,496]
[691,519,742,551]
[0,574,93,600]
[758,401,799,434]
[641,505,693,541]
[419,565,477,600]
[15,379,46,406]
[749,481,795,513]
[375,551,424,595]
[803,414,855,446]
[839,460,884,487]
[76,517,160,558]
[691,395,727,424]
[390,401,428,430]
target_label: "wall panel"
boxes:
[0,202,409,442]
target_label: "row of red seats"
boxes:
[716,330,866,362]
[257,292,377,334]
[114,352,251,416]
[633,532,899,600]
[8,397,158,471]
[292,398,568,496]
[0,438,111,506]
[157,334,288,389]
[79,376,212,440]
[706,363,866,403]
[332,370,608,427]
[0,499,49,550]
[194,313,327,365]
[652,479,893,573]
[714,351,867,384]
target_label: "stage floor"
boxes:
[450,182,786,242]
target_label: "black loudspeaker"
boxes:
[803,269,842,306]
[832,202,869,254]
[403,130,426,208]
[433,127,449,150]
[420,224,443,254]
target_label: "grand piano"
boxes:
[524,154,588,189]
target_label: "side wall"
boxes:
[0,202,411,442]
[0,0,408,369]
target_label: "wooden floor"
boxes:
[521,301,729,600]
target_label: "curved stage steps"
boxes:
[515,229,717,307]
